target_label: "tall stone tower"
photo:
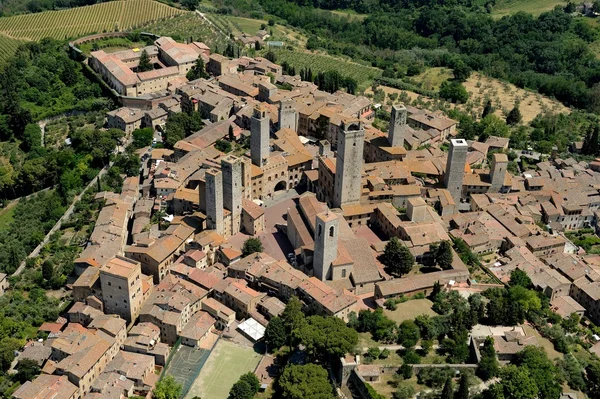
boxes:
[251,105,269,167]
[240,156,252,200]
[313,211,339,281]
[388,104,408,147]
[205,168,224,235]
[444,138,468,203]
[333,121,365,208]
[279,99,298,131]
[489,153,508,193]
[222,155,242,235]
[100,256,144,322]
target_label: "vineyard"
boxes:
[142,12,229,50]
[0,33,25,64]
[0,0,185,42]
[270,49,381,88]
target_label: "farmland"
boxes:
[141,12,229,50]
[0,33,26,64]
[269,49,381,89]
[491,0,566,18]
[0,0,185,42]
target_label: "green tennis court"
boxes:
[185,339,262,399]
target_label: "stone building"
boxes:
[99,256,144,323]
[206,168,224,235]
[444,138,468,203]
[388,104,408,148]
[333,121,365,208]
[313,211,341,281]
[251,105,270,168]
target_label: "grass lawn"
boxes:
[370,374,426,399]
[491,0,566,18]
[185,340,262,399]
[225,15,264,34]
[522,324,563,361]
[411,67,453,91]
[331,9,368,20]
[0,201,16,230]
[383,299,437,324]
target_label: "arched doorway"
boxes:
[274,181,287,191]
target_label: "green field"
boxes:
[186,340,262,399]
[0,0,185,42]
[0,202,16,230]
[382,299,437,323]
[411,67,454,91]
[270,49,381,88]
[142,12,229,50]
[491,0,566,18]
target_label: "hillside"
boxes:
[0,0,184,42]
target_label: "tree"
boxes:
[583,124,600,156]
[497,365,539,399]
[509,269,532,288]
[455,374,469,399]
[228,125,235,141]
[382,237,414,276]
[265,50,277,63]
[402,349,421,364]
[215,139,232,153]
[366,347,381,362]
[564,1,576,12]
[482,99,493,118]
[153,376,182,399]
[506,104,522,126]
[181,0,199,10]
[138,49,153,72]
[264,316,286,350]
[441,377,454,399]
[0,338,21,372]
[436,241,453,270]
[513,346,561,399]
[229,372,260,399]
[132,127,154,149]
[278,364,334,399]
[228,380,253,399]
[41,259,54,281]
[397,320,420,348]
[187,57,208,80]
[23,123,42,151]
[439,81,469,104]
[452,60,471,82]
[393,385,415,399]
[242,237,263,256]
[477,337,499,380]
[14,359,40,383]
[399,364,413,379]
[295,316,358,359]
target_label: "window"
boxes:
[329,226,335,237]
[318,225,322,237]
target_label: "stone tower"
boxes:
[313,211,339,281]
[279,99,298,131]
[205,168,224,235]
[444,138,468,203]
[251,105,269,167]
[388,104,408,147]
[333,121,365,208]
[489,153,508,193]
[240,156,252,200]
[222,155,242,235]
[318,140,332,158]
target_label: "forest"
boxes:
[251,0,600,111]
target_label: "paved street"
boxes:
[226,190,298,261]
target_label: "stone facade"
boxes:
[388,104,408,147]
[251,105,270,167]
[333,121,365,208]
[206,168,224,235]
[313,212,340,281]
[444,138,468,203]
